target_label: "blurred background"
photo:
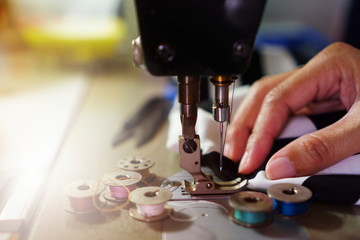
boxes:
[0,0,357,79]
[0,0,137,80]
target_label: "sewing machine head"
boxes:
[133,0,266,195]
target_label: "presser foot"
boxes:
[179,135,247,195]
[183,175,247,195]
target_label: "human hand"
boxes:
[224,42,360,179]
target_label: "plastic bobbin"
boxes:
[267,183,312,219]
[63,180,105,214]
[229,191,273,228]
[102,171,142,202]
[129,186,173,222]
[117,156,155,181]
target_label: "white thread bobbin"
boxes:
[63,180,105,214]
[129,186,173,222]
[117,156,154,181]
[102,171,142,202]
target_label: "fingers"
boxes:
[224,70,297,163]
[238,42,360,175]
[296,99,345,115]
[266,105,360,179]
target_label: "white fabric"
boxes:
[247,171,308,192]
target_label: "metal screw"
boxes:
[206,183,213,189]
[183,140,197,154]
[132,37,144,68]
[233,42,251,58]
[157,44,174,63]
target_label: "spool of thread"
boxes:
[117,156,154,181]
[229,191,273,228]
[63,180,105,214]
[129,186,173,222]
[267,183,312,218]
[102,171,142,202]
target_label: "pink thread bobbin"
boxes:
[63,180,105,214]
[102,171,142,202]
[129,186,173,222]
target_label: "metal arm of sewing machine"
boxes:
[133,0,267,195]
[177,75,247,194]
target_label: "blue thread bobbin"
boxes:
[229,191,273,228]
[267,183,312,219]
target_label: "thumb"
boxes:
[265,109,360,180]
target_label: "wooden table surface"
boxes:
[24,68,181,240]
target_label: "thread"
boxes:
[91,170,153,213]
[102,171,142,202]
[63,180,105,214]
[109,184,137,199]
[233,210,267,224]
[136,203,165,217]
[267,183,312,219]
[272,200,311,217]
[129,186,173,222]
[229,191,273,228]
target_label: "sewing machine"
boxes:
[133,0,266,194]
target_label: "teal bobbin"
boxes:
[229,191,273,228]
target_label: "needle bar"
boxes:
[220,122,224,171]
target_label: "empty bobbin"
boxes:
[117,156,155,181]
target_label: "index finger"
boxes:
[239,42,360,174]
[224,70,297,162]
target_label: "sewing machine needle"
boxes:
[220,122,224,171]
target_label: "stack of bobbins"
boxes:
[117,156,155,182]
[129,186,173,222]
[63,180,105,214]
[229,191,273,228]
[267,183,312,219]
[102,171,142,202]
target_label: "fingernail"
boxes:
[238,151,249,173]
[266,157,296,180]
[224,143,231,158]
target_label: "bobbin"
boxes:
[117,156,155,181]
[229,191,273,228]
[129,186,173,222]
[63,180,105,214]
[102,171,142,202]
[267,183,312,219]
